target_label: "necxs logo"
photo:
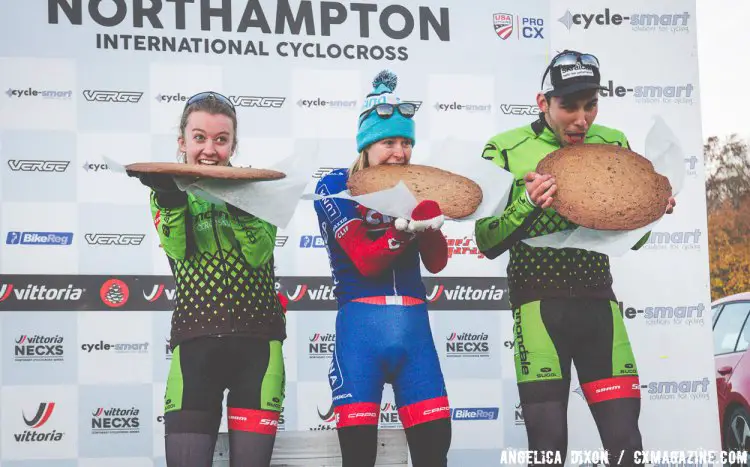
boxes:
[82,90,143,103]
[7,160,69,172]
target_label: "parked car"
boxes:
[713,292,750,459]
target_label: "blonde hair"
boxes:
[348,149,369,176]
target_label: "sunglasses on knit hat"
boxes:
[541,50,603,97]
[359,102,416,121]
[184,91,236,114]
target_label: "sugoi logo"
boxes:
[297,98,357,109]
[300,235,325,248]
[434,102,492,113]
[493,13,544,40]
[6,231,74,246]
[0,283,83,302]
[16,402,64,442]
[309,333,336,358]
[446,332,490,357]
[619,302,705,326]
[427,284,504,302]
[100,279,130,308]
[5,88,73,99]
[599,81,695,105]
[446,237,485,259]
[643,229,701,251]
[91,407,141,434]
[82,161,109,172]
[82,90,143,103]
[7,160,70,172]
[230,96,285,108]
[276,236,288,247]
[558,9,691,33]
[143,284,176,302]
[451,407,499,421]
[313,167,337,179]
[85,233,145,246]
[14,334,64,363]
[81,340,149,354]
[500,104,540,116]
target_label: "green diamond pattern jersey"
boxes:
[474,117,652,309]
[151,191,286,348]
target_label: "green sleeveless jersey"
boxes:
[474,117,651,308]
[151,191,286,347]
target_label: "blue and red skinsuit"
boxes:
[313,168,450,429]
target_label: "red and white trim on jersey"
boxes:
[581,376,641,404]
[398,396,451,429]
[227,407,280,435]
[334,402,380,428]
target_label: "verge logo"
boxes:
[500,104,540,116]
[275,236,289,247]
[6,88,73,99]
[85,233,145,246]
[82,90,143,103]
[451,407,499,421]
[312,167,337,179]
[91,407,141,434]
[558,9,690,33]
[7,160,70,172]
[14,334,65,362]
[6,231,74,246]
[230,96,285,108]
[16,402,64,442]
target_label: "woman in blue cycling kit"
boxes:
[313,70,453,467]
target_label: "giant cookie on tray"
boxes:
[535,144,672,230]
[346,164,483,219]
[125,162,285,181]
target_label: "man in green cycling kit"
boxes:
[475,50,676,466]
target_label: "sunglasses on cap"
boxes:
[548,51,600,69]
[360,102,416,121]
[184,91,236,114]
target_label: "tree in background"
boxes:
[705,134,750,301]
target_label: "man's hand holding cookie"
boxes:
[525,172,557,209]
[666,197,676,215]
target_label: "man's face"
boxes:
[536,89,599,146]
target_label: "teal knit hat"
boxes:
[356,70,416,152]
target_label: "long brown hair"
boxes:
[348,149,369,176]
[177,96,238,162]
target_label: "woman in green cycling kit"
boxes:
[128,92,287,467]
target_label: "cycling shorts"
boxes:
[513,298,640,405]
[328,299,450,429]
[164,335,285,435]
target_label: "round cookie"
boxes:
[347,164,483,219]
[125,162,285,181]
[535,144,672,230]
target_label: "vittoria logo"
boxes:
[14,334,64,363]
[143,284,175,302]
[15,402,65,442]
[91,407,141,434]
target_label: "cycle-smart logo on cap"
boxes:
[6,232,73,246]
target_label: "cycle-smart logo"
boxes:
[6,231,73,246]
[5,87,73,100]
[619,301,706,326]
[155,92,285,108]
[599,81,695,105]
[558,9,690,33]
[297,98,357,109]
[642,229,702,251]
[433,101,492,113]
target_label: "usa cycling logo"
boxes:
[493,13,544,40]
[16,402,64,443]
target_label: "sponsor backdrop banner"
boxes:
[0,0,718,465]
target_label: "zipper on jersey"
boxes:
[392,268,398,297]
[210,205,235,332]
